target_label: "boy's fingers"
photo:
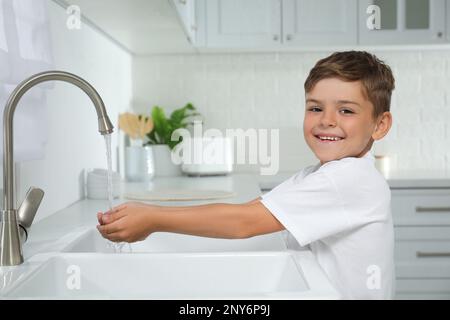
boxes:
[115,204,128,211]
[96,226,125,242]
[97,220,122,235]
[97,212,104,225]
[103,228,125,242]
[106,233,126,242]
[101,210,127,224]
[105,204,127,214]
[96,224,107,238]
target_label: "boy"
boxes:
[97,51,395,300]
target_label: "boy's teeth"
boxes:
[318,136,342,141]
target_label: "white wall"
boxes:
[16,1,132,222]
[132,50,450,176]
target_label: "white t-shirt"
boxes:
[260,151,395,300]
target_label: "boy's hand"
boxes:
[96,202,157,243]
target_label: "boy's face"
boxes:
[303,78,390,164]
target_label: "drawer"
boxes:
[396,279,450,295]
[391,189,450,226]
[396,261,450,278]
[395,292,450,300]
[395,227,450,278]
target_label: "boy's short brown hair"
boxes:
[304,51,395,118]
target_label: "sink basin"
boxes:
[61,228,287,253]
[1,251,337,299]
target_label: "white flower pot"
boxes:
[149,144,182,177]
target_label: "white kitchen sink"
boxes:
[61,227,287,253]
[1,251,338,299]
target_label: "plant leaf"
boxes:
[146,103,200,150]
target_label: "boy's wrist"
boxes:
[143,205,164,234]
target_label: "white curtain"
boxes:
[0,0,53,161]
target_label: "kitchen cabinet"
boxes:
[204,0,282,48]
[174,0,450,49]
[282,0,358,46]
[392,188,450,300]
[358,0,446,45]
[200,0,357,48]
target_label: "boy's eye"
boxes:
[308,106,322,112]
[340,109,354,114]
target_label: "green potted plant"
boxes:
[145,103,200,176]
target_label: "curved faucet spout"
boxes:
[3,71,114,210]
[1,70,114,266]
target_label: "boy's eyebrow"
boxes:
[305,98,362,108]
[305,98,322,104]
[336,100,362,108]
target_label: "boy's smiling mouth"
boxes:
[314,134,345,143]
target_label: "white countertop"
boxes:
[0,174,339,299]
[385,170,450,188]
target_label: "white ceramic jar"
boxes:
[125,146,155,182]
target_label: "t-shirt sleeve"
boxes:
[260,171,351,247]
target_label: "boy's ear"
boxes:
[372,112,392,141]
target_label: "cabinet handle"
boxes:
[437,31,443,38]
[286,34,292,41]
[179,0,187,4]
[273,35,279,41]
[415,206,450,213]
[416,251,450,258]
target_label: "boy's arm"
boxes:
[97,201,284,242]
[152,196,262,211]
[157,201,282,239]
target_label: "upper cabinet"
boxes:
[204,0,282,48]
[358,0,446,45]
[201,0,357,48]
[282,0,357,46]
[174,0,450,50]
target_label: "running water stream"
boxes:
[104,134,132,253]
[105,134,114,210]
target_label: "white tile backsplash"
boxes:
[133,50,450,176]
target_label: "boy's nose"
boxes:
[320,111,337,127]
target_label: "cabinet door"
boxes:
[358,0,446,45]
[391,189,450,226]
[205,0,281,47]
[395,226,450,278]
[282,0,358,46]
[396,279,450,300]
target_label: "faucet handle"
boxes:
[17,187,44,242]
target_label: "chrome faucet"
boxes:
[0,71,114,266]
